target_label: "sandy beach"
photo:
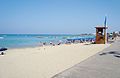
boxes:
[0,43,110,78]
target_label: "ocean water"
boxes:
[0,34,95,48]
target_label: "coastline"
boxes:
[0,34,95,48]
[0,43,110,78]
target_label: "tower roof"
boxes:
[95,26,108,29]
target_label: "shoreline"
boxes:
[6,42,91,50]
[0,34,95,49]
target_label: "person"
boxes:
[43,42,46,45]
[50,42,53,45]
[53,44,55,46]
[57,42,61,45]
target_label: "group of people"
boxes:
[40,38,95,47]
[67,39,95,44]
[39,40,62,47]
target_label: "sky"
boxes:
[0,0,120,34]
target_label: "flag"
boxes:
[104,16,107,27]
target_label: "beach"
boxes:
[0,43,110,78]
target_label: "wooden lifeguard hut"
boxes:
[95,26,107,44]
[95,16,108,44]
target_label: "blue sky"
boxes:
[0,0,120,34]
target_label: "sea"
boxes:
[0,34,95,49]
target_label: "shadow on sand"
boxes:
[99,51,120,58]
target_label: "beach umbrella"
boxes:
[0,48,7,51]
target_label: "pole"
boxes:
[104,16,107,44]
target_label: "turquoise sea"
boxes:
[0,34,95,48]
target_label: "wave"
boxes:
[0,37,4,39]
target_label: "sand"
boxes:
[0,43,110,78]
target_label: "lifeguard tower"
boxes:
[95,26,107,44]
[95,16,108,44]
